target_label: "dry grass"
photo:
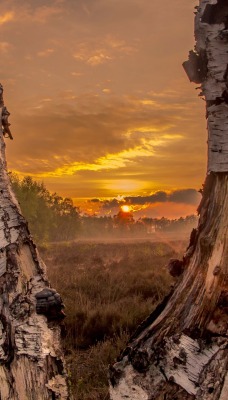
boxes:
[39,240,186,399]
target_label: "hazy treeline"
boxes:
[82,212,197,239]
[10,173,198,243]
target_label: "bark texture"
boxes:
[109,1,228,399]
[0,88,69,399]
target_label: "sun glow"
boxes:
[121,205,131,213]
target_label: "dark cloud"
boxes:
[125,192,168,205]
[169,189,200,205]
[88,189,201,211]
[125,189,201,206]
[128,189,201,205]
[102,199,120,210]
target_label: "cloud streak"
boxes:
[73,36,137,67]
[8,93,192,177]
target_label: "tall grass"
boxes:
[40,240,186,399]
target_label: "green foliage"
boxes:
[9,173,80,244]
[40,241,186,399]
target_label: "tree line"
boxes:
[10,174,198,243]
[10,173,80,243]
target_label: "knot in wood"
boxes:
[218,290,228,309]
[218,29,228,41]
[109,364,123,387]
[167,259,184,277]
[178,348,187,363]
[129,349,150,372]
[213,265,221,276]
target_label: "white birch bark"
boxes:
[0,87,69,399]
[109,1,228,399]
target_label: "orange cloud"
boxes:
[16,130,183,179]
[87,53,112,66]
[0,42,11,53]
[73,46,112,66]
[7,89,205,197]
[4,4,63,25]
[0,11,14,25]
[37,48,55,57]
[102,88,111,94]
[29,6,63,23]
[105,35,138,55]
[73,35,137,67]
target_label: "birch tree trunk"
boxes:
[0,86,69,399]
[109,1,228,399]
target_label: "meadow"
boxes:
[39,240,186,400]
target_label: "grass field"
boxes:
[39,240,186,399]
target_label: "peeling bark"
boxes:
[0,86,69,399]
[109,1,228,399]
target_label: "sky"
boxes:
[0,0,206,218]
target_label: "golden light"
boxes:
[106,180,145,193]
[121,205,131,213]
[0,12,14,26]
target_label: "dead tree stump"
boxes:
[0,86,69,399]
[109,1,228,399]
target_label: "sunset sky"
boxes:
[0,0,205,218]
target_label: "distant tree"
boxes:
[48,194,80,241]
[10,173,52,242]
[10,173,81,243]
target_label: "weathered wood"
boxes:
[110,174,228,400]
[109,1,228,399]
[195,0,228,172]
[0,86,69,399]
